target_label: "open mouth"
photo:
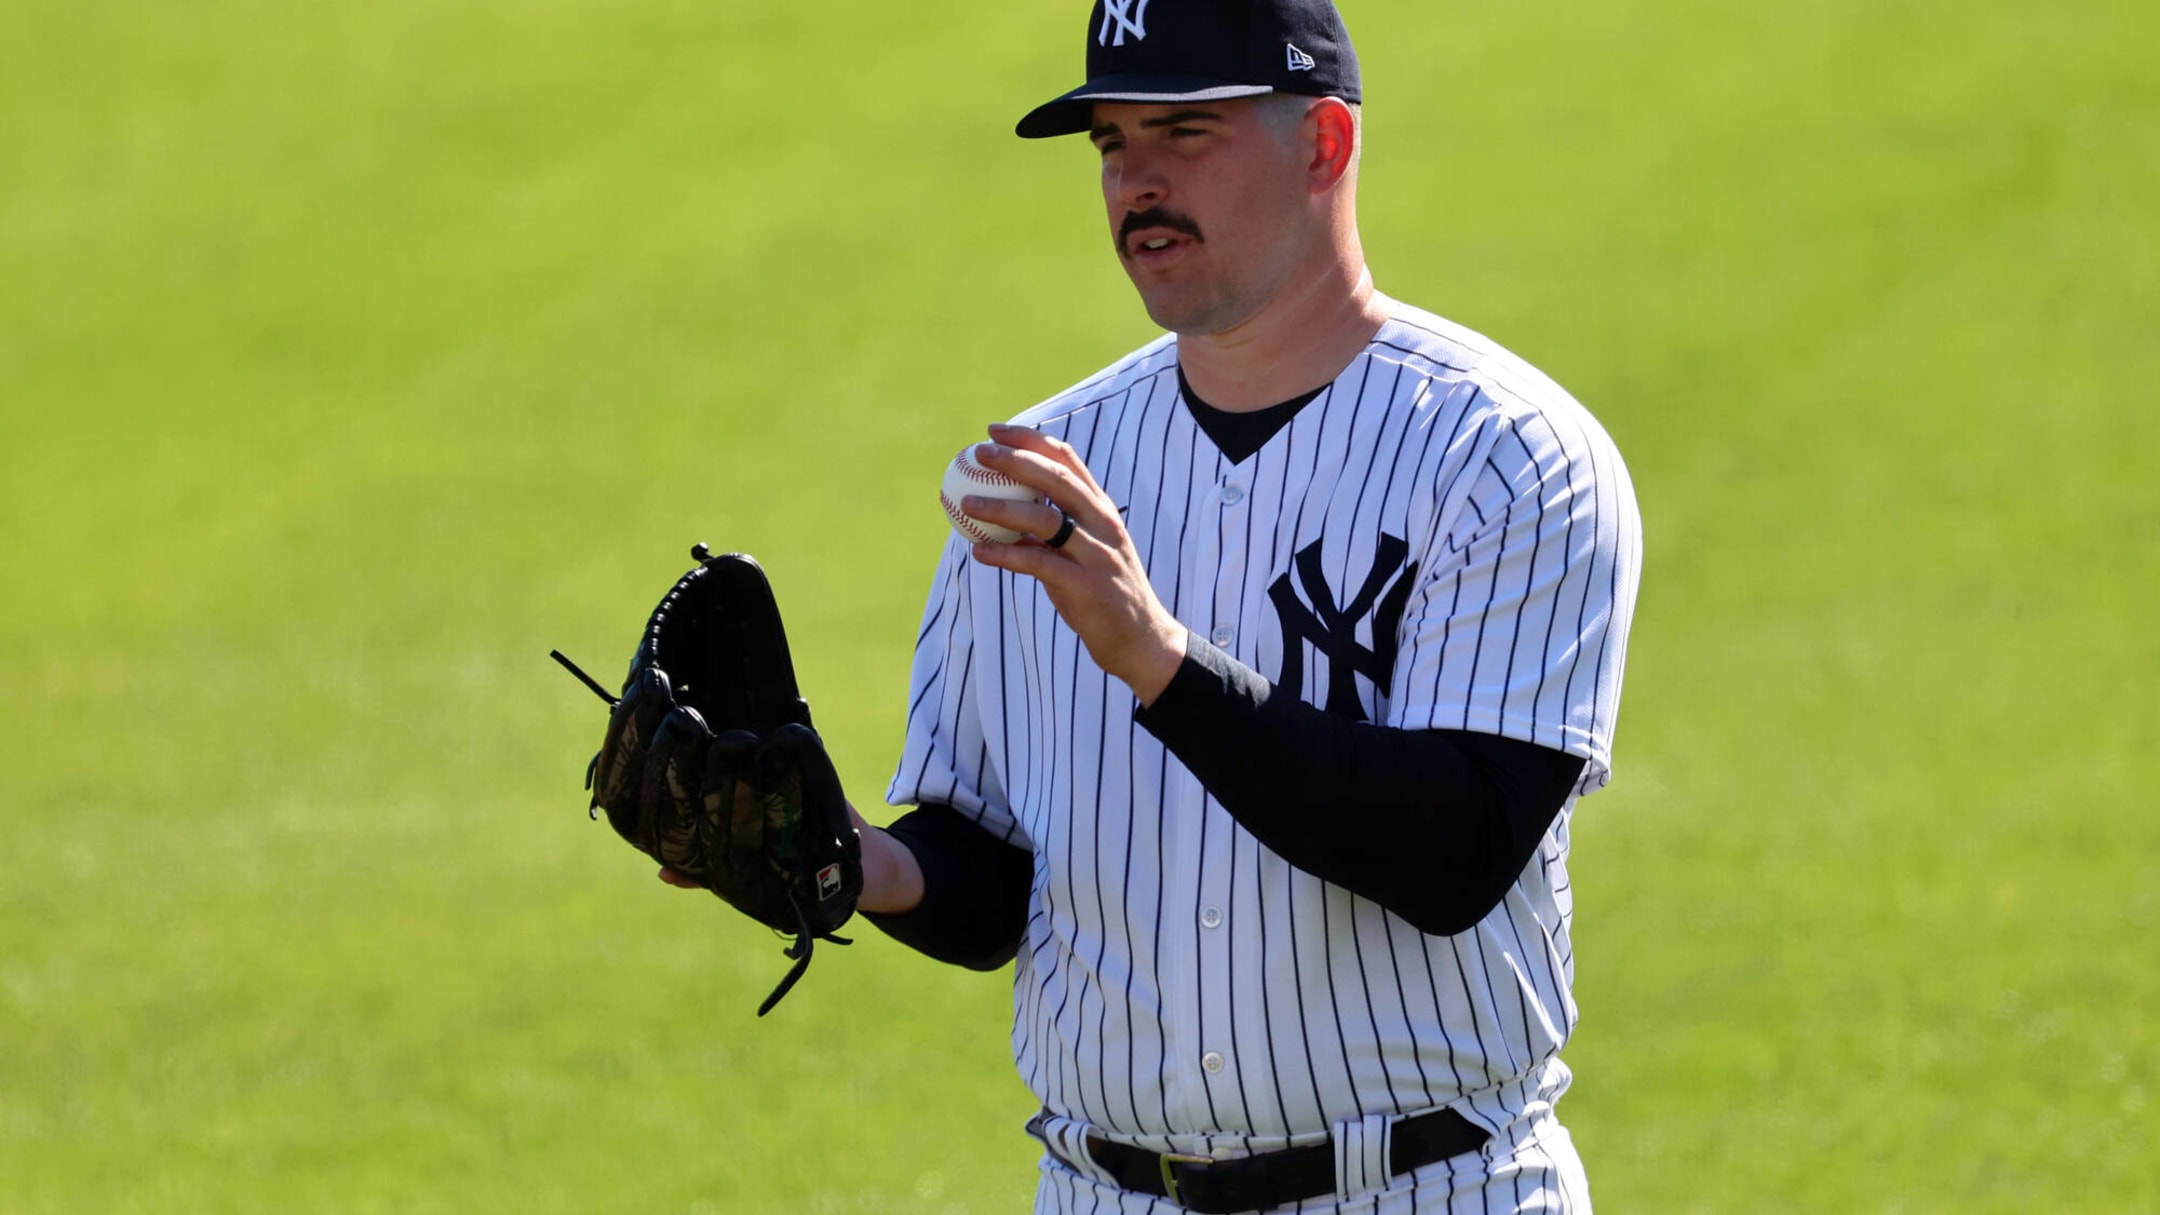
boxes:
[1119,210,1202,264]
[1124,228,1197,264]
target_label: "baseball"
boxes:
[941,444,1038,545]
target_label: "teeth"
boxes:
[1144,239,1170,250]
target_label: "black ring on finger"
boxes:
[1046,511,1077,549]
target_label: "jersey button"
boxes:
[1210,626,1234,648]
[1200,906,1223,929]
[1220,482,1245,506]
[1201,1051,1225,1074]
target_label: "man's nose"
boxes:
[1110,147,1167,209]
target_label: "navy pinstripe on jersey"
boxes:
[889,302,1641,1212]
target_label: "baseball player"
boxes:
[842,1,1642,1210]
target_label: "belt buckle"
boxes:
[1158,1152,1213,1207]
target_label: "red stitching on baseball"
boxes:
[955,449,1020,488]
[941,490,1005,545]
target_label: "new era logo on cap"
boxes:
[1018,0,1363,139]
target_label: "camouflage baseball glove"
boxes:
[553,545,863,1016]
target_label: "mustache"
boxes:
[1117,208,1204,254]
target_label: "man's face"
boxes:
[1089,98,1314,336]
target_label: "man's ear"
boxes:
[1306,98,1358,193]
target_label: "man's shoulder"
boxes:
[1373,300,1631,482]
[1007,333,1179,428]
[1371,302,1584,419]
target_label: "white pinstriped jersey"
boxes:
[888,302,1641,1212]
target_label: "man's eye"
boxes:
[1171,127,1206,138]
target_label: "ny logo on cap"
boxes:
[1098,0,1151,47]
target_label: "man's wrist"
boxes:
[847,808,927,915]
[1125,622,1191,709]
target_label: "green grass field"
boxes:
[3,1,2154,1210]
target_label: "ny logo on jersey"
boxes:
[1098,0,1150,47]
[1268,534,1418,721]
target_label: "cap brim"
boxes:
[1015,73,1275,139]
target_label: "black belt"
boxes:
[1056,1107,1489,1214]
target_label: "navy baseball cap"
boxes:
[1016,0,1362,139]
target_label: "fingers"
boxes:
[964,428,1120,570]
[972,430,1117,534]
[962,428,1117,585]
[967,534,1075,584]
[958,493,1089,552]
[988,423,1106,495]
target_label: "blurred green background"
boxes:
[3,0,2153,1210]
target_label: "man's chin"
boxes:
[1133,286,1237,337]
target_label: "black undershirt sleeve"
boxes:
[859,804,1033,971]
[1133,634,1586,937]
